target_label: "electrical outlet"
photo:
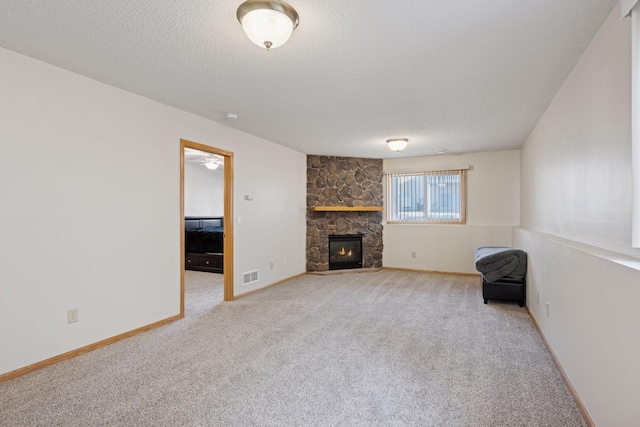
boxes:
[270,261,274,269]
[411,252,416,259]
[537,291,540,303]
[546,302,550,318]
[283,258,287,265]
[68,308,78,324]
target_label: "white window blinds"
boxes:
[386,169,466,224]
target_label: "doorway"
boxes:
[180,139,234,318]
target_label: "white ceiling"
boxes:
[0,0,618,158]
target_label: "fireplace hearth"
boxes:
[329,234,363,270]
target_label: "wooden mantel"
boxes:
[312,206,384,212]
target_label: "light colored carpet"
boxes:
[0,270,586,426]
[183,270,224,316]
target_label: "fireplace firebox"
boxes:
[329,234,363,270]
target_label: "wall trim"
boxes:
[234,273,307,299]
[383,267,481,277]
[515,227,640,270]
[0,314,181,384]
[526,307,595,427]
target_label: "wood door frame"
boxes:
[180,139,234,316]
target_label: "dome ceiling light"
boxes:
[386,138,409,152]
[236,0,300,51]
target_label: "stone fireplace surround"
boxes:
[306,155,383,272]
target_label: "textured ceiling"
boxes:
[0,0,618,158]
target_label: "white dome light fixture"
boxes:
[237,0,299,51]
[386,138,409,152]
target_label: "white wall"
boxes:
[514,229,640,426]
[383,150,520,273]
[0,47,307,376]
[521,7,635,257]
[184,161,224,217]
[517,3,640,425]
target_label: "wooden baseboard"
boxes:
[234,273,307,299]
[0,314,182,384]
[526,307,595,427]
[382,267,481,277]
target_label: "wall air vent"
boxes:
[242,270,259,286]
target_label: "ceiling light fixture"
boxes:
[386,138,409,152]
[236,0,299,51]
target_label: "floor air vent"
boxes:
[242,270,259,286]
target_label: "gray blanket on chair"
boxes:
[474,247,527,283]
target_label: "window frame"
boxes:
[386,169,467,225]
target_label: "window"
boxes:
[386,169,466,224]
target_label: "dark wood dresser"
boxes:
[185,252,223,273]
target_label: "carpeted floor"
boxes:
[0,270,586,426]
[184,270,224,316]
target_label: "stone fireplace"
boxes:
[306,155,383,272]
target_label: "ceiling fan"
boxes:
[199,156,223,170]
